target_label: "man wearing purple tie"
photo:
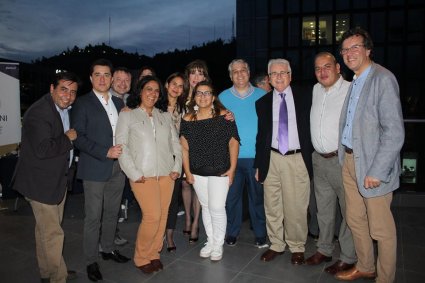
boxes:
[254,58,313,265]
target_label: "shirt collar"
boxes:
[55,103,71,113]
[230,83,254,98]
[319,75,344,93]
[93,89,112,100]
[273,85,292,97]
[353,64,372,81]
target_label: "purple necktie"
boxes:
[278,93,288,154]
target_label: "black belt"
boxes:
[271,147,301,156]
[318,150,338,158]
[344,146,353,154]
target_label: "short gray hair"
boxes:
[228,59,250,79]
[267,58,292,74]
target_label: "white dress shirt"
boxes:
[310,76,350,153]
[93,90,119,145]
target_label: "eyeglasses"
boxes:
[269,71,291,78]
[195,90,213,97]
[340,44,365,55]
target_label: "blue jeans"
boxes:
[225,158,266,239]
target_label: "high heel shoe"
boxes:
[189,227,199,244]
[189,237,198,244]
[167,246,177,252]
[165,236,177,252]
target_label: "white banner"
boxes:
[0,62,21,146]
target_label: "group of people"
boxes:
[13,27,404,283]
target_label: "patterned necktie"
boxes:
[278,93,288,154]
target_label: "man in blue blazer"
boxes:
[335,28,404,283]
[72,59,129,282]
[14,72,80,282]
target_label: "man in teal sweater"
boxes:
[219,59,267,248]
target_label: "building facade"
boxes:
[237,0,425,191]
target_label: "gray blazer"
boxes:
[338,63,405,198]
[116,107,182,182]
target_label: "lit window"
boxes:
[302,16,316,45]
[319,15,333,45]
[336,14,349,43]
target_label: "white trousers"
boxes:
[193,175,229,249]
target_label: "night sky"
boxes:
[0,0,235,63]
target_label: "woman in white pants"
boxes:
[180,81,239,261]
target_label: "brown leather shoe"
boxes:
[325,260,355,275]
[335,266,376,281]
[305,251,332,265]
[260,249,284,262]
[138,263,156,274]
[291,252,305,265]
[151,259,163,271]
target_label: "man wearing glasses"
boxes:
[335,28,404,283]
[254,59,313,265]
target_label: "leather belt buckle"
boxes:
[319,150,338,158]
[271,148,301,156]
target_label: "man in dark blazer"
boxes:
[254,58,313,265]
[14,72,80,283]
[71,59,129,282]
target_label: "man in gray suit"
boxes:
[72,59,130,282]
[335,28,404,283]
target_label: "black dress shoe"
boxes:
[67,270,78,280]
[87,262,102,282]
[225,236,237,246]
[101,250,130,263]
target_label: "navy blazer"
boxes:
[254,85,313,183]
[71,91,124,182]
[13,94,73,204]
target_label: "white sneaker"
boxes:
[200,243,213,258]
[210,246,223,261]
